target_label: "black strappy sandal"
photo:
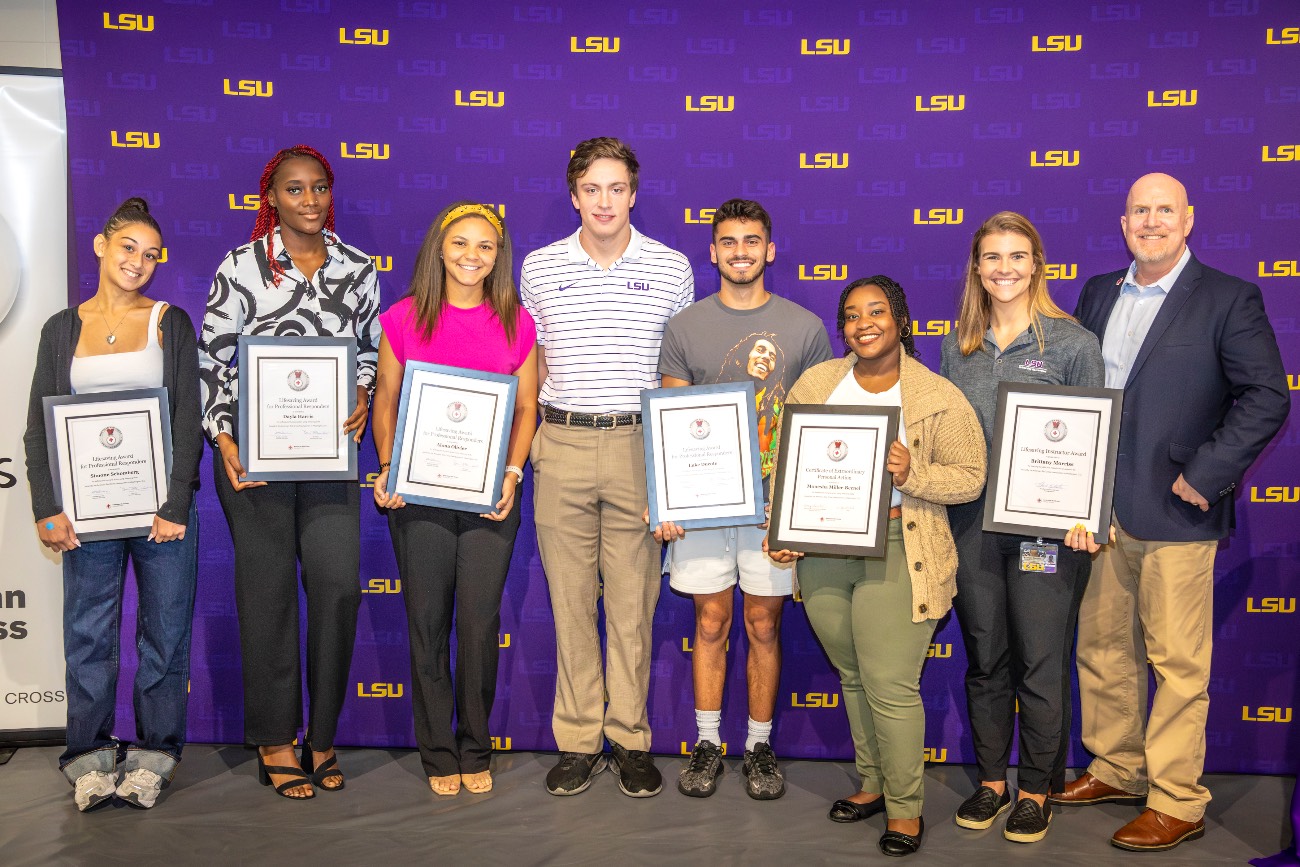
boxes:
[302,748,345,792]
[257,752,315,800]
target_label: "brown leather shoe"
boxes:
[1048,772,1146,806]
[1111,809,1205,851]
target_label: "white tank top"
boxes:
[71,301,166,394]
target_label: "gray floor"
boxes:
[0,746,1292,865]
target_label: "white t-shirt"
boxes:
[827,369,905,509]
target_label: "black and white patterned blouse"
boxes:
[199,227,382,442]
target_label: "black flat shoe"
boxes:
[828,796,886,823]
[879,816,925,857]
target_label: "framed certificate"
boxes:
[43,388,173,542]
[237,336,357,481]
[768,405,900,557]
[983,381,1123,537]
[387,362,518,512]
[641,382,766,530]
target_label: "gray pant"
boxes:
[799,519,936,818]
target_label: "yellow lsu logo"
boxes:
[103,12,154,31]
[223,79,273,98]
[1031,35,1082,52]
[681,637,730,652]
[686,96,734,112]
[1148,89,1197,107]
[110,131,159,149]
[684,208,716,224]
[1044,264,1077,280]
[1242,706,1293,723]
[927,643,952,658]
[913,208,964,225]
[491,736,511,750]
[1031,150,1080,167]
[1288,374,1300,391]
[1247,597,1296,613]
[1260,261,1298,277]
[791,692,840,708]
[357,682,404,698]
[1263,145,1299,161]
[228,194,260,211]
[570,36,620,53]
[800,38,850,55]
[156,248,168,264]
[681,742,728,755]
[1265,27,1299,44]
[371,256,393,272]
[915,95,965,112]
[912,320,958,335]
[362,578,401,594]
[498,633,511,648]
[1250,486,1300,503]
[339,28,390,45]
[799,152,849,169]
[340,142,390,160]
[454,90,505,108]
[798,265,848,281]
[923,747,948,763]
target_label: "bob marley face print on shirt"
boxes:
[720,331,788,476]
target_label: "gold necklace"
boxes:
[100,302,132,344]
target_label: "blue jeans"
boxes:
[60,506,198,784]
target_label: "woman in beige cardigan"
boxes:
[767,276,985,857]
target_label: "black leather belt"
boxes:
[543,405,642,429]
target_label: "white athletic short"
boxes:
[666,524,794,597]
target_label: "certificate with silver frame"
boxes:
[641,382,765,530]
[387,362,517,513]
[43,388,173,542]
[983,381,1123,538]
[768,404,900,557]
[237,336,357,481]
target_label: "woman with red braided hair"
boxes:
[198,145,381,799]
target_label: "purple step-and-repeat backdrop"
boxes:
[56,1,1297,773]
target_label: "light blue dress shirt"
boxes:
[1101,246,1192,389]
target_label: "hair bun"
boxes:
[118,196,150,214]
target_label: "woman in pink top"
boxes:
[372,202,538,797]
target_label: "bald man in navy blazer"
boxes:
[1049,174,1289,852]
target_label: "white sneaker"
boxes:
[116,768,164,809]
[73,770,117,812]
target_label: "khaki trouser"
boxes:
[531,421,662,753]
[1076,518,1217,822]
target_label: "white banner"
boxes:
[0,72,69,736]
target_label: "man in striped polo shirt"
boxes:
[521,137,694,798]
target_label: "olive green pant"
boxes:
[799,519,936,818]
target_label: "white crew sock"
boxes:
[695,709,722,747]
[746,717,773,753]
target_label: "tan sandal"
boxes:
[461,770,492,794]
[429,774,461,796]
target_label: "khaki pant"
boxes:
[1076,518,1217,822]
[531,421,662,753]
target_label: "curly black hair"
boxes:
[836,275,918,358]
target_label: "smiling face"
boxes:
[570,157,636,246]
[841,282,900,364]
[1122,173,1193,280]
[94,223,162,294]
[441,216,499,293]
[711,217,775,288]
[746,338,778,380]
[266,156,331,242]
[977,231,1036,315]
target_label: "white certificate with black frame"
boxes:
[768,404,899,557]
[238,335,357,481]
[388,362,517,513]
[43,388,173,541]
[984,381,1123,537]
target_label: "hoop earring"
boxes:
[900,325,912,339]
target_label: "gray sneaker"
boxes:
[73,770,117,812]
[116,768,164,809]
[741,742,785,800]
[677,741,723,798]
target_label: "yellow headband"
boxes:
[441,203,503,236]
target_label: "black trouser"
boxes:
[214,452,360,751]
[948,494,1091,795]
[388,502,521,777]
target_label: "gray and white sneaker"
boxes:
[73,770,117,812]
[677,741,723,798]
[116,768,164,809]
[741,742,785,800]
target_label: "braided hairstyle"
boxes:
[837,275,919,359]
[249,144,336,286]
